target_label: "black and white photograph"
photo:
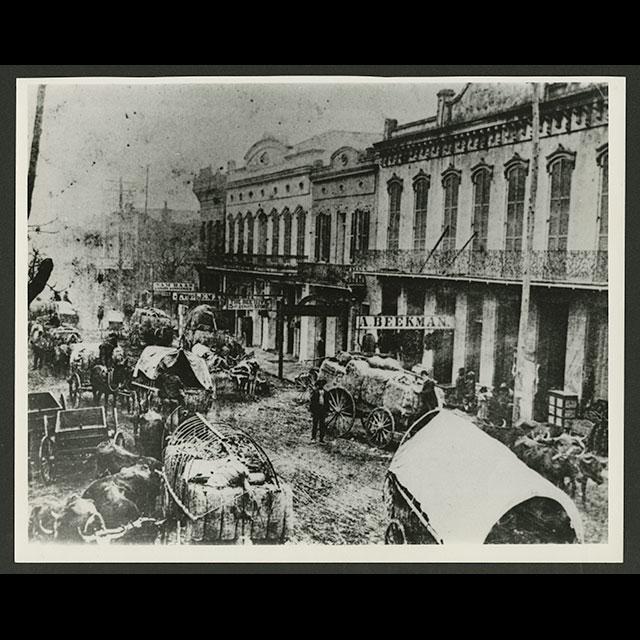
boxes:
[15,74,624,563]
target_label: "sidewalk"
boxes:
[250,348,315,383]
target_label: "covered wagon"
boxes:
[384,409,584,544]
[314,352,440,448]
[68,342,101,407]
[128,307,175,347]
[161,413,293,544]
[131,346,215,436]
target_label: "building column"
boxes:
[326,317,337,357]
[479,293,497,388]
[298,284,312,362]
[397,286,408,315]
[564,297,588,400]
[422,288,437,373]
[361,276,383,349]
[517,300,540,424]
[452,291,468,379]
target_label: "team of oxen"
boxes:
[29,441,165,543]
[481,421,606,504]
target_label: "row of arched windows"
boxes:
[386,147,606,254]
[227,207,307,257]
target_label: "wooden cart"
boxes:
[315,354,441,449]
[38,405,125,483]
[67,342,101,407]
[28,391,65,478]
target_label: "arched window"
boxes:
[597,147,608,251]
[236,213,244,254]
[471,165,492,252]
[315,212,331,262]
[227,215,235,254]
[442,169,461,252]
[246,212,254,255]
[296,208,306,256]
[282,208,292,256]
[257,210,268,255]
[271,210,280,256]
[505,161,528,251]
[351,208,370,257]
[413,173,430,252]
[547,149,575,252]
[387,176,403,251]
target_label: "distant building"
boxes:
[194,131,378,361]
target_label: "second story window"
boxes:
[271,210,280,256]
[413,173,430,252]
[351,208,370,258]
[227,215,235,254]
[387,176,403,251]
[547,148,576,252]
[442,169,461,252]
[283,208,292,255]
[315,212,331,262]
[236,213,244,254]
[246,213,254,254]
[597,146,608,251]
[505,159,528,251]
[296,208,306,256]
[257,210,268,254]
[471,165,492,252]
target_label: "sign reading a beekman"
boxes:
[357,315,455,330]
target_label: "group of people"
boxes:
[453,366,514,426]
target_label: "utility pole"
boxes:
[512,82,541,425]
[28,85,46,218]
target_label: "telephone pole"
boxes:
[512,82,541,425]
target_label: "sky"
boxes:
[27,79,465,231]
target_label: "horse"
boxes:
[90,355,133,410]
[29,322,51,370]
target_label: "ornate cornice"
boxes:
[412,169,431,189]
[471,159,494,181]
[504,153,530,178]
[596,143,609,167]
[546,144,577,173]
[441,164,462,186]
[375,90,608,168]
[387,173,403,192]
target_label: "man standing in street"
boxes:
[310,379,328,443]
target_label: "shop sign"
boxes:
[357,315,455,330]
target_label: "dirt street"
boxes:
[26,369,607,545]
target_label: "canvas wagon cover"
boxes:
[133,346,213,390]
[185,304,217,331]
[388,409,584,544]
[69,342,101,368]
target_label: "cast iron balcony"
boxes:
[208,253,307,271]
[353,249,608,287]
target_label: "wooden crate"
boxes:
[547,390,578,431]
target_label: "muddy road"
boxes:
[26,369,607,545]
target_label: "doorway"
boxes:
[534,300,569,421]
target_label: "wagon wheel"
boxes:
[38,437,55,484]
[114,431,126,449]
[384,519,406,545]
[68,372,81,408]
[366,407,395,449]
[325,387,355,438]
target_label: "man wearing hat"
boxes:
[310,379,328,443]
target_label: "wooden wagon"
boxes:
[38,405,125,483]
[315,353,441,448]
[67,342,101,407]
[130,346,215,443]
[160,412,293,545]
[28,392,65,478]
[383,408,584,544]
